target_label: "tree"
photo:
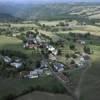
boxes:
[70,60,75,64]
[36,61,41,68]
[59,22,65,26]
[65,53,70,59]
[19,27,24,32]
[84,32,91,38]
[69,44,75,50]
[57,49,62,56]
[83,46,91,54]
[2,94,16,100]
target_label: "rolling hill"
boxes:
[0,3,100,21]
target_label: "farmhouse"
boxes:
[24,68,44,79]
[23,31,45,49]
[46,45,58,55]
[77,40,86,45]
[53,62,64,72]
[3,56,12,63]
[75,53,90,68]
[24,73,38,79]
[10,62,23,69]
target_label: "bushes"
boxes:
[83,46,91,54]
[69,44,75,50]
[0,49,27,59]
[2,93,16,100]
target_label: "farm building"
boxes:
[53,62,64,72]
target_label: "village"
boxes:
[0,30,91,83]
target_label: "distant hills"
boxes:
[0,2,100,21]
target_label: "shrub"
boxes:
[69,44,75,50]
[83,46,91,54]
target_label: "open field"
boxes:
[16,91,72,100]
[11,23,38,28]
[39,20,65,26]
[56,25,100,36]
[79,45,100,100]
[0,76,66,100]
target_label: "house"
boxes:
[3,56,12,63]
[77,40,86,45]
[24,74,38,79]
[46,45,58,56]
[24,31,44,49]
[52,49,58,55]
[53,62,64,72]
[36,35,42,44]
[75,53,90,68]
[49,53,57,61]
[75,61,84,68]
[40,60,48,69]
[12,34,17,37]
[78,40,86,45]
[30,69,43,75]
[82,53,90,60]
[47,45,55,51]
[24,68,43,79]
[10,62,22,68]
[15,58,22,62]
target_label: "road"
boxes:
[49,59,91,100]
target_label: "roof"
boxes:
[52,49,58,55]
[53,62,64,71]
[30,69,43,75]
[46,45,55,51]
[3,56,12,63]
[10,62,22,68]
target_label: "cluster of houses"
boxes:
[23,31,59,61]
[23,31,46,49]
[1,55,23,69]
[24,59,65,79]
[71,52,90,68]
[0,30,91,80]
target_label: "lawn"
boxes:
[80,45,100,100]
[39,20,65,26]
[57,25,100,36]
[0,76,66,100]
[11,23,38,28]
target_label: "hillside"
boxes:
[0,3,100,21]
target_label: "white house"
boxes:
[25,68,43,79]
[30,69,43,75]
[46,45,55,51]
[10,62,22,68]
[80,40,86,45]
[3,56,12,63]
[24,74,38,79]
[52,49,58,55]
